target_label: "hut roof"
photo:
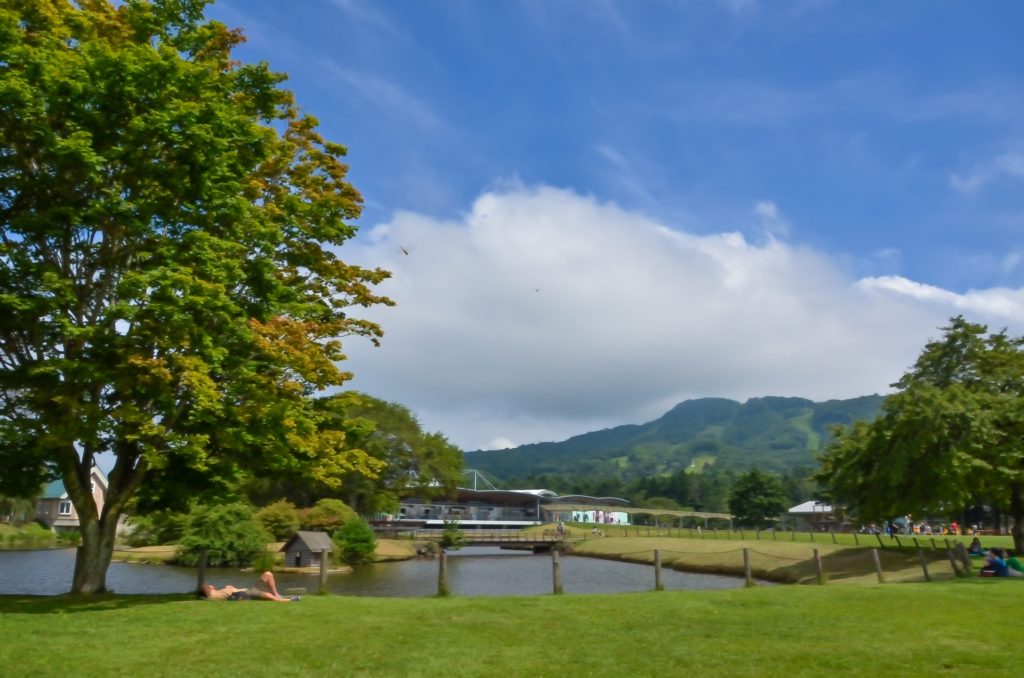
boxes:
[280,530,334,553]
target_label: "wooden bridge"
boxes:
[413,529,564,549]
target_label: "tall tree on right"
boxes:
[818,316,1024,553]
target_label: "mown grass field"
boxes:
[2,579,1021,677]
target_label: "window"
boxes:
[58,501,72,516]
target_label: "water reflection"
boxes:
[0,546,746,597]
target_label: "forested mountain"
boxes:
[464,395,884,485]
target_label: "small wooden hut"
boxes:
[280,530,334,568]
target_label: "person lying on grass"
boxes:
[200,571,299,601]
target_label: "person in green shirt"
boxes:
[1003,549,1023,577]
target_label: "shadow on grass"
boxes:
[0,593,198,615]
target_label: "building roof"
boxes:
[551,494,631,507]
[280,531,334,553]
[40,479,68,500]
[788,500,834,515]
[37,467,109,500]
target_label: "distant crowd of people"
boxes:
[859,518,995,538]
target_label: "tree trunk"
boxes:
[1011,482,1024,556]
[61,448,145,595]
[72,515,119,594]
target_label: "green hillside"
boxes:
[464,395,884,483]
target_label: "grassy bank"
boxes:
[568,535,989,584]
[1,580,1020,677]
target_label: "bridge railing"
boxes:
[413,529,563,542]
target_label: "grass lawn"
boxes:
[1,579,1021,677]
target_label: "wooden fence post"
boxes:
[196,548,208,594]
[809,530,815,543]
[916,547,932,582]
[853,531,859,546]
[930,538,938,552]
[437,550,450,597]
[830,529,837,545]
[871,548,884,583]
[876,533,885,548]
[743,548,753,587]
[956,542,972,571]
[319,548,330,595]
[654,549,664,591]
[552,550,563,595]
[813,549,824,585]
[945,544,961,576]
[893,535,903,548]
[739,528,745,541]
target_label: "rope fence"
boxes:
[564,540,971,589]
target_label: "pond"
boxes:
[0,547,748,597]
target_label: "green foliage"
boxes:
[176,503,271,567]
[728,469,787,527]
[332,517,377,565]
[312,393,464,513]
[302,498,356,533]
[124,510,186,547]
[440,520,466,551]
[818,317,1024,553]
[251,552,278,573]
[59,530,82,545]
[255,500,301,540]
[0,495,35,524]
[0,0,391,593]
[1,522,57,549]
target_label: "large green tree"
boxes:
[0,0,390,593]
[728,469,786,527]
[313,392,464,513]
[818,317,1024,553]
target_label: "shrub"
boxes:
[251,551,278,573]
[332,517,377,565]
[123,510,186,547]
[302,499,356,533]
[176,503,272,567]
[59,530,81,545]
[255,500,301,540]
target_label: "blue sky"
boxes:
[207,0,1024,451]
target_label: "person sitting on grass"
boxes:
[200,571,299,601]
[968,537,985,556]
[980,549,1009,577]
[1002,549,1023,577]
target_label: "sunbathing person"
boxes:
[200,571,298,601]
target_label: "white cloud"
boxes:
[330,0,399,36]
[318,61,441,130]
[718,0,759,15]
[857,276,1024,318]
[341,185,1024,451]
[752,200,791,238]
[951,150,1024,195]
